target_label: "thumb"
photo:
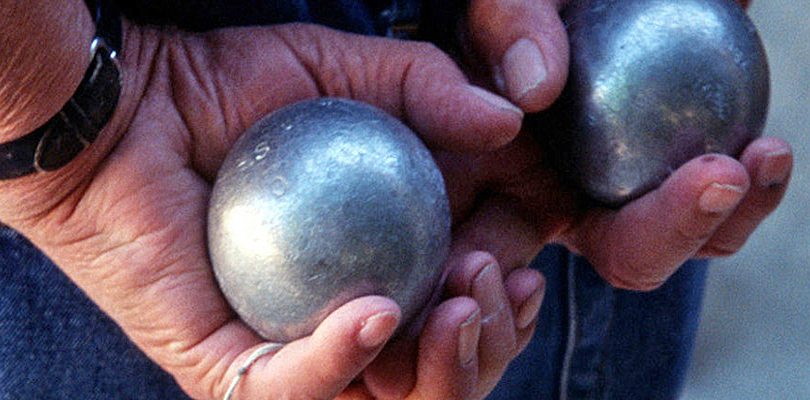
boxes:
[218,297,401,400]
[214,23,524,156]
[465,0,570,112]
[570,154,750,290]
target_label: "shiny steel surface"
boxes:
[208,98,451,342]
[549,0,769,206]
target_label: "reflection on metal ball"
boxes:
[207,98,450,343]
[540,0,769,206]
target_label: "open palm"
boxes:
[0,21,541,400]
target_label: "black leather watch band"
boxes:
[86,0,122,51]
[0,0,122,180]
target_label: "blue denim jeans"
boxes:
[0,1,708,398]
[488,246,707,400]
[0,227,191,400]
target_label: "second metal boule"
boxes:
[537,0,769,206]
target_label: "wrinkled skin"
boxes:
[0,0,791,399]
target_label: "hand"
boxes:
[427,0,793,290]
[0,20,540,400]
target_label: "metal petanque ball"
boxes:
[207,98,451,343]
[540,0,770,206]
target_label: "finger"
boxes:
[359,332,418,399]
[360,297,482,400]
[438,131,578,265]
[273,24,525,152]
[229,296,401,400]
[571,154,750,290]
[188,24,524,180]
[466,0,569,111]
[445,252,518,397]
[448,171,576,273]
[699,137,792,257]
[450,197,548,272]
[358,244,524,400]
[504,267,545,352]
[409,297,482,400]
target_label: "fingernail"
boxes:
[471,264,505,323]
[698,183,745,214]
[358,311,399,349]
[458,309,481,367]
[500,38,547,103]
[516,279,545,330]
[466,84,524,117]
[757,149,791,188]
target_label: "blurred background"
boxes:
[681,0,810,398]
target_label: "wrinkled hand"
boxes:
[0,21,542,400]
[431,0,793,290]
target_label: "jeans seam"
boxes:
[558,251,579,400]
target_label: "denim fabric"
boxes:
[488,246,708,400]
[0,226,193,400]
[0,1,708,398]
[116,0,407,34]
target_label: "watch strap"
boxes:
[0,0,121,180]
[86,0,122,51]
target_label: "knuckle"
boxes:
[606,276,665,291]
[446,251,498,296]
[410,40,442,56]
[699,240,744,258]
[405,41,455,72]
[674,223,716,245]
[278,26,356,98]
[601,262,668,291]
[468,0,516,34]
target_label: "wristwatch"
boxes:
[0,0,122,180]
